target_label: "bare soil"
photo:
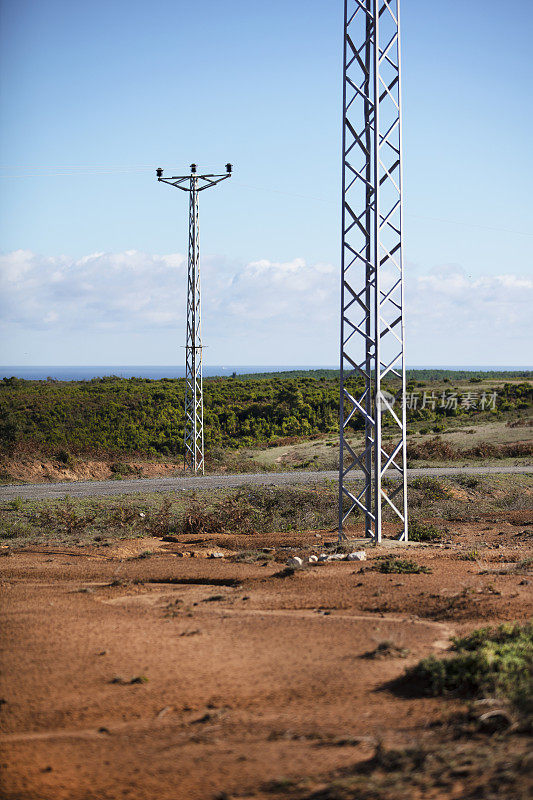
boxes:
[0,455,183,485]
[1,519,532,800]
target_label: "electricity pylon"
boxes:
[339,0,408,543]
[156,163,232,474]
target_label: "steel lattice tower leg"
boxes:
[339,0,408,543]
[184,177,204,473]
[156,163,232,475]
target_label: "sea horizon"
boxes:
[1,365,531,381]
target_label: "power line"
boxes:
[0,165,530,238]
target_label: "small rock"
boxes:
[286,556,303,568]
[209,552,225,559]
[318,553,329,562]
[308,555,319,563]
[346,551,366,561]
[519,579,530,585]
[262,547,275,553]
[327,553,345,561]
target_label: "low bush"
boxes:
[372,556,431,574]
[411,477,450,501]
[407,519,444,542]
[405,622,533,720]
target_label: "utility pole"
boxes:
[339,0,408,543]
[156,163,232,474]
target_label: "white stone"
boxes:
[327,553,345,561]
[318,553,329,562]
[346,551,367,561]
[286,556,303,568]
[308,555,318,563]
[209,552,225,559]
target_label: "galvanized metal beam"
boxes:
[339,0,408,543]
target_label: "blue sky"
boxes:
[0,0,532,366]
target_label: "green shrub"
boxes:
[406,622,533,716]
[408,519,443,542]
[411,477,450,501]
[373,556,431,574]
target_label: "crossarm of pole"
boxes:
[157,173,231,192]
[157,175,191,190]
[195,173,232,192]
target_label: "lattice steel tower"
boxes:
[339,0,408,543]
[156,163,232,474]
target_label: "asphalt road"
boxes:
[0,465,531,501]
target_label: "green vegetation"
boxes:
[362,640,410,659]
[238,369,533,381]
[1,474,531,547]
[271,740,532,800]
[406,622,533,717]
[410,477,450,501]
[407,519,444,542]
[0,485,341,546]
[372,556,431,574]
[0,372,530,458]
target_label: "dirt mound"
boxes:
[0,455,182,484]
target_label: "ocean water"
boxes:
[0,365,335,381]
[0,365,530,381]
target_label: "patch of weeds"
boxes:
[36,499,96,537]
[129,674,149,684]
[262,778,299,793]
[9,497,24,512]
[325,540,357,554]
[293,740,532,800]
[202,594,224,602]
[372,556,431,574]
[231,549,274,563]
[460,549,480,561]
[106,505,140,528]
[134,550,153,559]
[362,640,410,659]
[110,675,149,685]
[411,477,451,500]
[144,498,177,537]
[402,622,533,723]
[0,519,32,540]
[55,448,75,467]
[182,494,255,535]
[512,557,533,574]
[272,567,296,578]
[407,519,444,542]
[456,476,481,489]
[110,462,138,477]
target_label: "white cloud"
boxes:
[0,251,530,364]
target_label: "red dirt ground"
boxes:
[1,520,532,799]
